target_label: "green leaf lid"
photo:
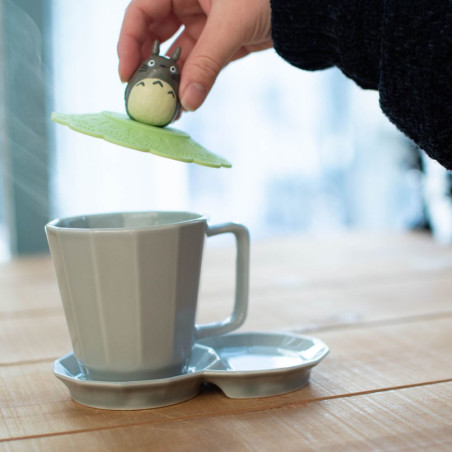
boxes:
[51,111,231,168]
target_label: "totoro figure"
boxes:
[125,40,181,127]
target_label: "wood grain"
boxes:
[1,231,452,450]
[1,318,451,440]
[3,275,452,365]
[4,231,452,312]
[2,383,451,451]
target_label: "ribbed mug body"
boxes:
[46,212,206,381]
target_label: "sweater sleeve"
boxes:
[270,0,452,169]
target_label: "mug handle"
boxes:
[195,223,250,339]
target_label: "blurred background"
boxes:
[1,0,451,261]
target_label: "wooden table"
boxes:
[1,231,451,450]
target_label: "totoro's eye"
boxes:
[147,60,156,67]
[169,66,177,73]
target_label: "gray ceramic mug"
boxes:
[46,211,249,382]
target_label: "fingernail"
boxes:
[181,83,206,111]
[118,63,128,84]
[118,64,124,82]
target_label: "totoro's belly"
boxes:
[126,78,178,127]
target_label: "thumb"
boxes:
[180,17,242,111]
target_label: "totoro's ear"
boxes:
[152,40,160,56]
[171,47,181,62]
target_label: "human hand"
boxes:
[117,0,273,112]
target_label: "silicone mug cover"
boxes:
[51,111,231,169]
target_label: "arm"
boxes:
[270,0,452,169]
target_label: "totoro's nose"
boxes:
[160,64,166,68]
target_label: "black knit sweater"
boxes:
[270,0,451,169]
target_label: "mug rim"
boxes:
[46,210,208,233]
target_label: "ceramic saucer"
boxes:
[54,331,329,410]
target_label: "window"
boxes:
[0,0,52,258]
[1,0,428,260]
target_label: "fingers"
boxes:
[117,0,173,82]
[118,0,272,111]
[179,10,243,111]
